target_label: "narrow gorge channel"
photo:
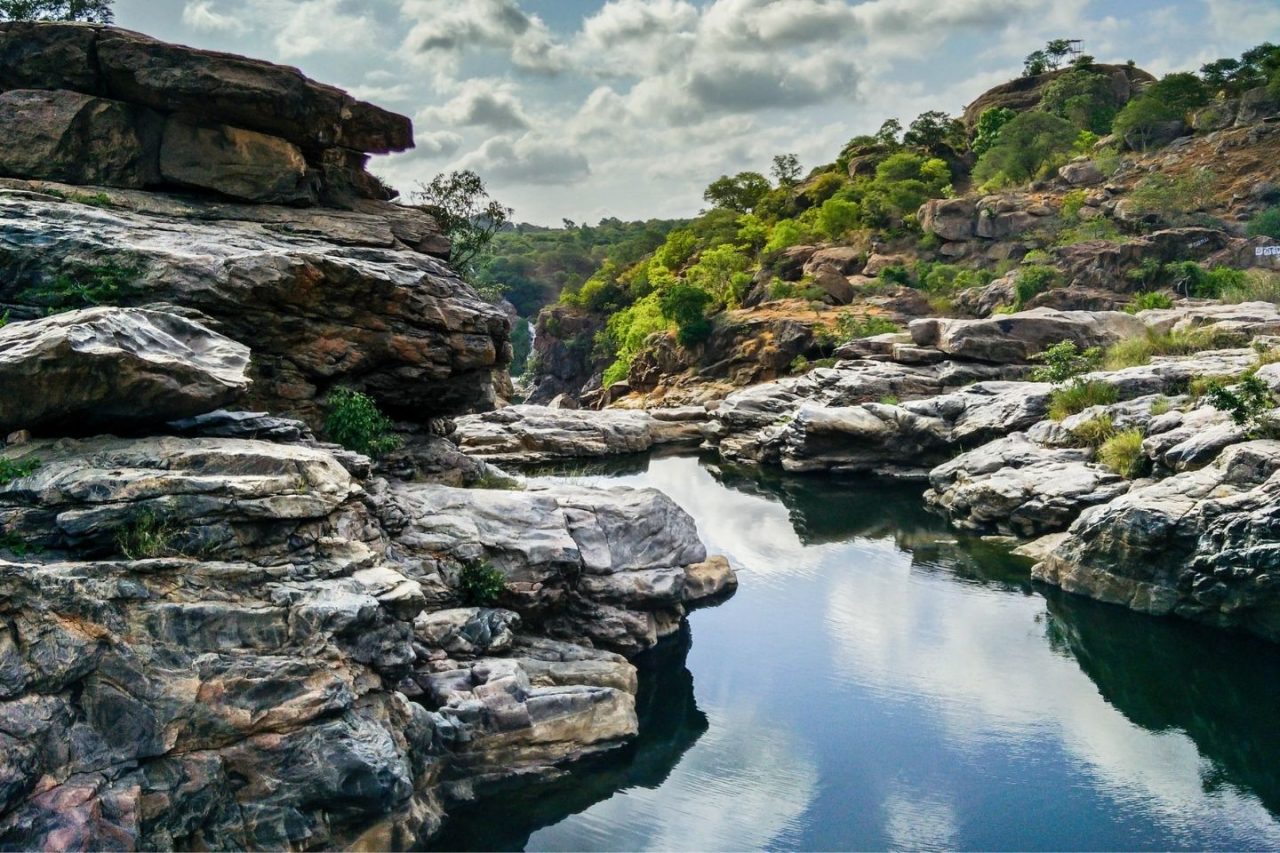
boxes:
[436,454,1280,851]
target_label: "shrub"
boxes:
[790,355,811,374]
[973,111,1078,189]
[1150,396,1174,416]
[458,562,506,606]
[1030,340,1103,383]
[877,265,912,286]
[1104,327,1243,369]
[1126,291,1174,312]
[1013,264,1061,308]
[20,261,139,313]
[325,388,401,458]
[1171,264,1245,299]
[1097,429,1148,478]
[972,107,1016,156]
[116,511,178,560]
[1206,375,1277,437]
[1128,170,1216,222]
[835,312,899,341]
[0,457,39,485]
[1049,379,1118,420]
[1060,189,1089,220]
[659,283,715,347]
[816,198,861,240]
[1069,413,1116,448]
[1220,269,1280,304]
[1112,72,1209,149]
[1038,67,1122,134]
[1247,206,1280,240]
[599,292,668,384]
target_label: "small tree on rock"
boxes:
[413,169,511,280]
[770,153,802,188]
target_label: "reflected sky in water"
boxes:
[445,454,1280,851]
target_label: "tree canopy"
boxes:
[413,170,511,281]
[0,0,112,21]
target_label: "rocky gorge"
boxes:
[0,24,736,850]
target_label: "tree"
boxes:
[659,284,714,347]
[702,171,771,213]
[1023,39,1075,76]
[0,0,112,20]
[972,107,1016,155]
[771,153,802,188]
[904,110,964,154]
[1024,50,1050,77]
[1038,67,1121,133]
[972,111,1078,188]
[1112,72,1209,149]
[413,170,511,280]
[875,118,903,147]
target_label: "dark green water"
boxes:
[433,454,1280,851]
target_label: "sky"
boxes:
[113,0,1280,226]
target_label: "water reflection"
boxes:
[440,454,1280,850]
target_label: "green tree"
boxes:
[413,170,511,280]
[702,171,771,213]
[875,118,903,147]
[972,111,1078,188]
[1038,67,1121,133]
[1112,72,1209,149]
[972,107,1016,155]
[903,110,965,154]
[659,284,715,347]
[0,0,112,20]
[771,153,802,188]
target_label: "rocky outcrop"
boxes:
[1034,441,1280,642]
[0,186,509,424]
[961,63,1153,128]
[909,308,1146,364]
[0,427,735,848]
[0,306,249,435]
[453,405,704,464]
[0,22,410,206]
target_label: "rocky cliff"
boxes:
[0,24,735,850]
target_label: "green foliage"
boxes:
[771,153,802,188]
[835,312,899,341]
[1038,67,1122,133]
[468,472,524,490]
[877,265,911,286]
[1060,189,1088,220]
[1023,39,1076,76]
[972,107,1016,156]
[1069,413,1116,448]
[1112,73,1209,149]
[324,388,401,458]
[1220,270,1280,305]
[703,171,771,213]
[684,244,753,307]
[1247,207,1280,240]
[1030,340,1103,383]
[0,0,112,21]
[458,562,506,606]
[599,291,667,385]
[116,511,178,560]
[653,228,699,270]
[816,198,861,240]
[660,284,715,347]
[1097,429,1149,478]
[973,111,1078,189]
[20,261,139,313]
[1166,262,1245,298]
[803,172,845,206]
[1150,396,1174,416]
[1125,291,1174,312]
[1127,170,1216,222]
[1049,379,1118,420]
[1206,375,1276,436]
[915,263,995,295]
[1104,326,1243,369]
[0,457,39,485]
[763,218,815,254]
[903,110,965,154]
[413,170,511,280]
[509,319,532,378]
[1013,264,1061,308]
[1200,42,1280,95]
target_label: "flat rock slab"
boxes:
[0,306,249,435]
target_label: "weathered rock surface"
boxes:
[158,119,314,204]
[453,405,703,463]
[0,433,734,848]
[1035,441,1280,641]
[0,188,509,424]
[909,308,1147,364]
[0,307,249,435]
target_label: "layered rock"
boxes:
[0,306,250,435]
[0,22,410,205]
[453,405,704,464]
[0,188,509,424]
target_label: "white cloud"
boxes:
[418,80,532,131]
[271,0,378,60]
[180,0,245,33]
[457,133,591,185]
[399,0,567,73]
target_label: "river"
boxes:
[431,453,1280,851]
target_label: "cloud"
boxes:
[399,0,567,73]
[418,81,532,131]
[181,0,245,33]
[271,0,378,59]
[413,130,464,158]
[457,134,591,185]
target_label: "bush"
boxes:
[1013,264,1061,308]
[116,511,178,560]
[973,111,1078,188]
[599,292,668,384]
[878,265,912,286]
[1128,170,1216,222]
[763,219,814,255]
[1125,291,1174,312]
[1097,429,1148,478]
[659,283,715,347]
[1112,72,1209,149]
[325,388,401,458]
[1247,206,1280,240]
[458,562,506,606]
[1049,379,1118,420]
[835,312,899,341]
[1221,270,1280,304]
[20,261,139,313]
[1060,189,1088,220]
[972,107,1016,156]
[1206,374,1277,437]
[1162,262,1245,298]
[1069,413,1116,448]
[1104,327,1243,369]
[816,198,861,240]
[0,457,39,485]
[1038,67,1122,134]
[1030,340,1103,383]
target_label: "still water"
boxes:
[433,454,1280,851]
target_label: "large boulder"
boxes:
[452,405,703,464]
[0,89,160,187]
[158,119,315,204]
[918,197,977,241]
[0,189,508,424]
[962,63,1154,128]
[909,308,1147,364]
[0,307,249,435]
